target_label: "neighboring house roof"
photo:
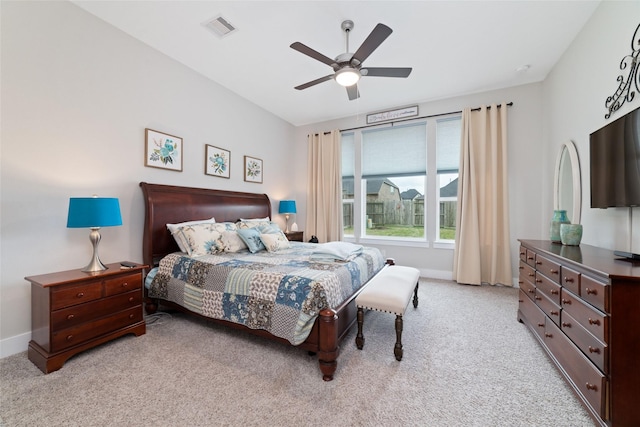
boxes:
[440,177,458,198]
[342,177,400,195]
[401,189,422,200]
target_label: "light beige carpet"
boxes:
[0,279,595,426]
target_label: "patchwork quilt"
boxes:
[148,242,385,345]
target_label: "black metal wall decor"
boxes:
[605,22,640,119]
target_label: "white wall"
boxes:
[294,83,545,280]
[543,0,640,254]
[0,1,295,355]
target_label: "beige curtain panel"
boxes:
[453,103,512,286]
[306,130,343,243]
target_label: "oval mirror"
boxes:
[553,140,582,224]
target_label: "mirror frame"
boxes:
[553,140,582,224]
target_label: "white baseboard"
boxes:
[418,268,453,281]
[0,331,30,358]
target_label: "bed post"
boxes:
[318,308,338,381]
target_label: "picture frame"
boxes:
[205,145,230,178]
[244,155,263,183]
[145,128,183,172]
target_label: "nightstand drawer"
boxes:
[52,290,142,330]
[51,305,142,352]
[284,231,303,242]
[51,282,102,310]
[104,273,142,297]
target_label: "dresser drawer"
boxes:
[52,290,142,330]
[561,311,608,373]
[51,305,142,352]
[525,248,537,268]
[544,321,607,419]
[519,246,527,262]
[104,273,142,297]
[51,282,102,310]
[560,265,580,296]
[581,275,609,312]
[534,290,561,326]
[519,276,536,302]
[535,271,561,305]
[535,254,561,284]
[560,289,608,343]
[519,261,536,285]
[519,290,546,340]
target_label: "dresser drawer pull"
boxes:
[561,299,571,305]
[537,323,544,328]
[528,273,534,277]
[585,383,598,391]
[76,292,84,298]
[535,279,542,283]
[588,346,601,354]
[588,318,601,326]
[528,256,534,260]
[550,269,559,275]
[129,313,135,319]
[122,282,129,288]
[551,290,559,295]
[66,314,75,320]
[545,333,553,338]
[528,289,535,294]
[550,310,559,316]
[561,322,571,328]
[66,335,74,341]
[520,251,525,256]
[535,296,542,301]
[519,266,524,270]
[563,276,574,283]
[129,297,134,302]
[585,288,597,295]
[536,261,542,265]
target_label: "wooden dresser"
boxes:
[26,262,147,373]
[517,240,640,427]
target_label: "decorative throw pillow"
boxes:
[221,230,248,253]
[176,222,236,257]
[236,228,266,253]
[237,219,277,230]
[166,217,216,252]
[259,232,291,252]
[258,223,281,234]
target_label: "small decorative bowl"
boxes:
[560,223,583,246]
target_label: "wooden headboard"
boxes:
[140,182,271,267]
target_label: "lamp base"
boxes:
[82,228,108,272]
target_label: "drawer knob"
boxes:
[528,289,535,294]
[550,310,559,316]
[520,251,525,256]
[122,282,128,288]
[585,383,598,391]
[588,346,601,354]
[588,318,601,326]
[561,299,571,305]
[545,333,553,338]
[535,296,542,301]
[129,314,134,319]
[550,269,558,275]
[129,297,134,302]
[537,323,544,328]
[67,314,75,320]
[585,288,597,295]
[562,322,571,328]
[528,273,534,277]
[66,334,74,341]
[551,290,559,295]
[519,266,524,270]
[536,261,542,265]
[564,277,574,283]
[528,256,534,260]
[535,279,542,283]
[77,292,84,298]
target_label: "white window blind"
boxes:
[362,122,427,179]
[341,132,354,178]
[436,117,461,174]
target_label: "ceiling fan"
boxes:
[290,20,412,100]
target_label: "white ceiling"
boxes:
[72,1,600,126]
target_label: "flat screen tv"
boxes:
[590,105,640,209]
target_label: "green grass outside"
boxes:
[343,225,456,240]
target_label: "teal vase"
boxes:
[550,210,570,243]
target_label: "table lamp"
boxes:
[67,196,122,272]
[278,200,297,233]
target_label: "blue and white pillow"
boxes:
[236,227,266,253]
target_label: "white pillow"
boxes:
[239,217,270,222]
[176,222,236,257]
[259,231,291,252]
[221,230,248,253]
[167,217,215,252]
[237,219,277,230]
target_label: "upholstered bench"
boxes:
[355,265,420,361]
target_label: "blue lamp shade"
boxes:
[278,200,297,215]
[67,197,122,228]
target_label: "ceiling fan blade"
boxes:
[352,23,393,64]
[361,67,412,78]
[294,74,334,90]
[290,42,336,67]
[346,84,360,101]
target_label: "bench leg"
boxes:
[412,282,419,308]
[394,314,403,361]
[356,307,365,349]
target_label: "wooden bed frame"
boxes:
[140,182,390,381]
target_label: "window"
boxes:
[341,114,461,243]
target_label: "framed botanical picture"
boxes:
[244,155,263,183]
[145,128,183,172]
[205,145,230,178]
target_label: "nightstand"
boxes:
[284,231,304,242]
[25,262,147,374]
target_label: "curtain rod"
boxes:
[340,102,513,132]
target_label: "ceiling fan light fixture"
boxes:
[335,67,361,87]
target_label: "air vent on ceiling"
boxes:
[203,15,237,38]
